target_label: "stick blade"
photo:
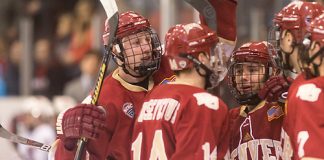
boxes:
[100,0,118,19]
[0,124,51,152]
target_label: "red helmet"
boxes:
[165,23,219,71]
[307,13,324,47]
[273,1,324,43]
[102,11,151,46]
[165,23,227,89]
[231,41,277,68]
[228,41,279,104]
[102,11,162,77]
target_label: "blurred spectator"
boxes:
[64,50,102,102]
[63,0,96,66]
[0,0,20,42]
[4,40,22,95]
[32,38,69,98]
[13,96,56,160]
[0,38,8,96]
[54,13,73,66]
[32,38,51,95]
[22,0,57,40]
[54,0,78,14]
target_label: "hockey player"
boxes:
[52,11,172,160]
[131,23,229,160]
[266,1,323,103]
[284,13,324,160]
[227,41,286,159]
[267,1,324,100]
[268,2,324,159]
[271,1,323,77]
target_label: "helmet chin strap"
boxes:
[134,61,159,76]
[307,47,324,77]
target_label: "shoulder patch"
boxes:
[296,83,321,102]
[267,105,284,121]
[123,102,135,118]
[193,92,219,110]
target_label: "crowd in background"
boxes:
[1,0,323,159]
[0,0,292,104]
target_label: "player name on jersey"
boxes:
[230,139,282,160]
[137,98,180,123]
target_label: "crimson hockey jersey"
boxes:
[281,72,307,160]
[55,70,153,160]
[284,76,324,159]
[228,101,284,159]
[54,50,175,160]
[131,83,229,160]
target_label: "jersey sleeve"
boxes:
[199,0,237,43]
[291,83,324,159]
[171,93,229,160]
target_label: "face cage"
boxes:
[114,29,162,77]
[268,25,285,70]
[228,62,269,104]
[300,36,324,78]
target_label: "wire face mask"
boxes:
[113,29,162,77]
[268,25,283,69]
[299,34,324,78]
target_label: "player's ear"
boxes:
[282,30,293,46]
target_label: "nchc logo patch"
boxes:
[267,105,284,121]
[123,102,135,118]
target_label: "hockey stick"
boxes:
[183,0,217,31]
[0,124,51,152]
[74,0,119,159]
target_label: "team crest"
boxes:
[239,116,255,144]
[267,105,284,121]
[123,102,135,118]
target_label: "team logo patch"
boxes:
[267,105,284,121]
[179,60,187,68]
[123,102,135,118]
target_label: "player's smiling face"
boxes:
[121,31,153,76]
[233,62,266,95]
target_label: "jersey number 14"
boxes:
[131,130,217,160]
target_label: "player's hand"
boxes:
[258,76,292,103]
[56,104,107,150]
